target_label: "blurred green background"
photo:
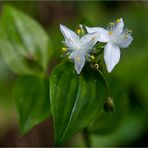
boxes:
[0,1,148,147]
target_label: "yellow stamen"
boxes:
[62,47,67,52]
[91,55,95,60]
[109,32,112,35]
[76,29,81,34]
[116,19,121,23]
[128,29,132,33]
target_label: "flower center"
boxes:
[109,32,113,35]
[75,56,81,61]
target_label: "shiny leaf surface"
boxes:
[50,61,105,144]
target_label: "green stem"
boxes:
[82,128,91,147]
[96,68,111,97]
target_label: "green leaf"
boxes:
[50,61,105,145]
[14,75,50,135]
[0,5,52,76]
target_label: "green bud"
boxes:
[103,97,115,112]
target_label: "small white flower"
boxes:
[60,24,98,74]
[86,18,133,72]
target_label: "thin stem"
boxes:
[82,128,91,147]
[96,68,111,97]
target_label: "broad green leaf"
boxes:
[14,75,50,134]
[50,61,105,145]
[0,5,52,76]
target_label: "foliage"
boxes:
[14,75,50,135]
[50,61,105,144]
[0,2,148,147]
[0,5,52,137]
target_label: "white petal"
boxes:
[80,33,99,51]
[60,24,79,41]
[60,24,80,49]
[104,42,121,72]
[112,18,124,36]
[85,26,110,42]
[69,51,85,74]
[117,35,133,48]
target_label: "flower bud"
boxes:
[103,97,114,112]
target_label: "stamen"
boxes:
[62,47,67,52]
[116,19,121,23]
[107,22,114,31]
[76,29,81,34]
[91,55,95,60]
[124,29,132,35]
[128,29,132,33]
[124,35,128,40]
[109,32,112,35]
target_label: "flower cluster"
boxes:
[60,18,133,74]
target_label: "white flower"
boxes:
[86,18,133,72]
[60,24,98,74]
